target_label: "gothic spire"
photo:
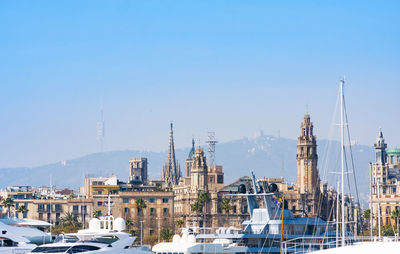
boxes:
[162,122,181,187]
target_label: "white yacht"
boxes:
[311,240,400,254]
[0,221,37,254]
[0,217,53,245]
[153,228,247,254]
[28,215,152,254]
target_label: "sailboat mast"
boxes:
[340,79,346,246]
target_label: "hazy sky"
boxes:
[0,1,399,168]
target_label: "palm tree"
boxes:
[363,209,371,233]
[191,201,202,214]
[126,218,133,231]
[392,209,400,233]
[160,228,174,241]
[2,198,15,217]
[176,219,184,228]
[191,201,202,225]
[135,198,147,216]
[135,198,147,244]
[93,210,102,217]
[16,205,29,218]
[198,192,210,211]
[220,198,233,224]
[198,192,210,228]
[61,212,79,227]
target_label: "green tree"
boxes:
[198,192,210,228]
[220,198,233,223]
[16,205,28,218]
[383,224,395,236]
[362,209,372,233]
[176,219,184,228]
[135,198,147,245]
[2,198,15,217]
[392,209,400,233]
[198,192,210,212]
[61,212,80,227]
[93,210,102,217]
[160,228,174,241]
[126,218,133,231]
[135,198,147,215]
[191,201,202,214]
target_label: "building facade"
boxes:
[371,129,400,227]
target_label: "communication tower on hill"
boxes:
[97,108,105,152]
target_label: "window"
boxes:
[123,198,129,203]
[124,207,129,214]
[209,177,214,183]
[386,206,391,215]
[73,205,79,213]
[32,247,70,253]
[233,205,237,214]
[55,204,62,212]
[47,204,51,212]
[67,245,101,253]
[150,208,155,215]
[97,201,102,206]
[81,205,87,213]
[162,198,168,203]
[217,175,223,184]
[39,213,43,220]
[149,198,155,203]
[163,208,168,215]
[97,191,102,194]
[150,230,154,236]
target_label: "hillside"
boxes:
[0,134,374,204]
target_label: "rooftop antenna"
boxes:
[97,107,105,152]
[205,132,218,166]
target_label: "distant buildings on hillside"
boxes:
[0,115,365,239]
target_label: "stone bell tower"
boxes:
[297,114,320,194]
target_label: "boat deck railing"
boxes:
[282,235,400,254]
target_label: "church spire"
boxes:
[162,122,181,187]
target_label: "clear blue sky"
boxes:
[0,1,399,168]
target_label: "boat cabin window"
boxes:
[0,239,16,247]
[92,235,119,244]
[67,245,101,253]
[31,246,71,253]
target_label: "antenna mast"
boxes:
[97,108,105,152]
[205,132,218,166]
[340,78,346,246]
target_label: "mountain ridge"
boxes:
[0,134,374,204]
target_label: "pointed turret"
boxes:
[374,128,387,165]
[185,139,196,177]
[162,122,181,187]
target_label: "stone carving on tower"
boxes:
[297,114,320,194]
[162,122,181,187]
